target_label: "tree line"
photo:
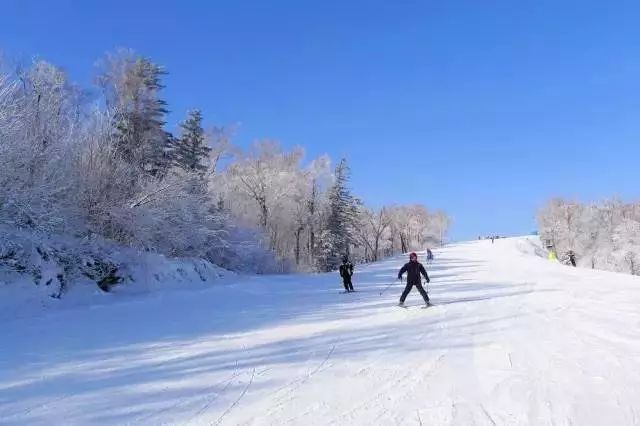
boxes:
[0,48,451,274]
[538,198,640,275]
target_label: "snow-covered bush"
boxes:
[0,227,121,297]
[0,225,235,318]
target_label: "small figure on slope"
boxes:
[339,256,355,292]
[567,250,577,267]
[426,248,434,264]
[397,252,431,307]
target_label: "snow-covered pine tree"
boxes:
[174,109,211,173]
[316,159,360,271]
[104,54,172,178]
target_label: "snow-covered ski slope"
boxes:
[2,236,640,425]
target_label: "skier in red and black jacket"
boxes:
[397,252,431,307]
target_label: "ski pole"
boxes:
[379,278,399,296]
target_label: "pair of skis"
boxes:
[381,279,433,309]
[398,303,434,310]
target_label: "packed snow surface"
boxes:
[2,237,640,425]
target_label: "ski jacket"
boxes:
[398,261,429,285]
[339,262,354,278]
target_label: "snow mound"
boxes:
[0,227,235,320]
[511,235,548,258]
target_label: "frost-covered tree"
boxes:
[316,159,360,271]
[432,210,452,246]
[613,217,640,275]
[174,109,211,173]
[221,141,317,269]
[537,199,584,255]
[355,207,391,262]
[97,50,172,178]
[294,156,330,267]
[225,141,298,230]
[386,205,449,256]
[0,60,83,232]
[538,198,640,274]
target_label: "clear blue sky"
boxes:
[2,0,639,240]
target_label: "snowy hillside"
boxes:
[2,236,640,425]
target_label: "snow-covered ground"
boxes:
[2,236,640,425]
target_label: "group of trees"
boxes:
[355,205,449,262]
[538,198,640,275]
[0,50,241,269]
[218,145,451,271]
[0,49,450,274]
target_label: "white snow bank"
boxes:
[507,235,549,258]
[0,227,235,320]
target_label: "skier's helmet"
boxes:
[409,252,417,261]
[342,255,349,263]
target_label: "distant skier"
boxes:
[339,256,355,292]
[397,252,431,307]
[567,250,577,267]
[426,248,434,264]
[491,236,495,244]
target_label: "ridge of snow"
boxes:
[0,227,235,321]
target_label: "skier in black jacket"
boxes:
[397,252,431,306]
[339,256,354,292]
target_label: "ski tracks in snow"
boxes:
[212,367,256,426]
[261,344,337,420]
[326,351,449,425]
[4,237,640,425]
[132,361,242,424]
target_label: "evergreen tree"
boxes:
[111,56,172,177]
[174,109,211,173]
[317,159,360,271]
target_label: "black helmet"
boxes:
[342,255,349,263]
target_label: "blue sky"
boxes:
[2,0,639,240]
